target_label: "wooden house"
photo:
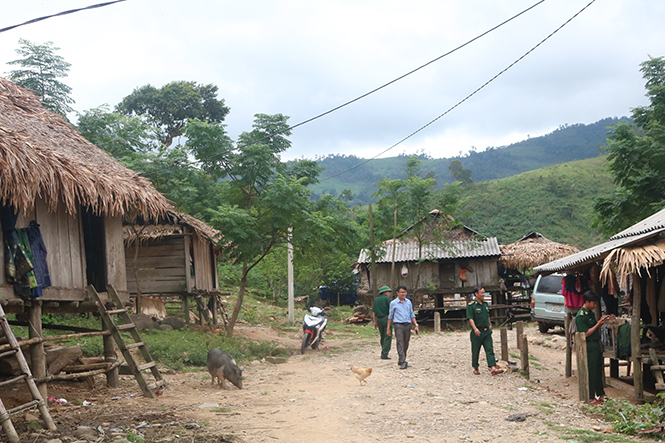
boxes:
[0,78,170,394]
[357,211,502,317]
[124,210,221,320]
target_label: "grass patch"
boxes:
[546,423,637,442]
[211,408,232,413]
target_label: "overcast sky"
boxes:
[1,0,663,162]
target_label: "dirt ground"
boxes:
[5,323,655,443]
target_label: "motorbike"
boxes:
[301,306,328,354]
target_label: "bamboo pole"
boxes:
[565,308,573,378]
[632,273,644,401]
[575,331,590,402]
[0,330,111,353]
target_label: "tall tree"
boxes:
[186,114,343,336]
[593,56,665,236]
[7,39,74,115]
[116,80,230,147]
[448,159,473,184]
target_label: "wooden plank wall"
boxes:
[125,236,187,295]
[0,201,87,289]
[364,258,499,293]
[105,216,127,292]
[191,229,216,292]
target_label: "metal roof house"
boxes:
[357,214,502,312]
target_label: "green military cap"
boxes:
[378,285,391,294]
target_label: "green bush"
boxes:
[600,394,665,438]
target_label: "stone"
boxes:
[73,426,99,441]
[130,314,157,331]
[46,439,63,443]
[266,356,288,364]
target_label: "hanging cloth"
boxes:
[25,221,51,289]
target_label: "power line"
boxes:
[203,0,547,159]
[318,0,597,183]
[0,1,127,34]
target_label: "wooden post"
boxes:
[520,334,529,379]
[368,205,378,301]
[211,295,218,325]
[102,317,119,388]
[632,273,644,401]
[434,311,441,333]
[565,309,573,378]
[516,321,524,351]
[575,331,590,402]
[27,301,47,399]
[500,327,509,362]
[183,295,190,326]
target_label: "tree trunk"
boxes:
[226,262,248,337]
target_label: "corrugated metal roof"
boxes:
[358,237,500,264]
[610,207,665,240]
[533,230,664,273]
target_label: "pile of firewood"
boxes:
[347,305,371,324]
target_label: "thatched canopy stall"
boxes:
[500,232,580,271]
[499,232,579,292]
[0,78,170,398]
[124,210,222,322]
[535,207,665,401]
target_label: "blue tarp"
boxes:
[318,287,357,305]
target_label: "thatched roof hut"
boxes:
[500,232,580,271]
[0,78,169,219]
[124,210,221,246]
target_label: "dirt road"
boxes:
[19,324,648,442]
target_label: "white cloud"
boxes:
[0,0,662,160]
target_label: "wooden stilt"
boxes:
[27,302,46,400]
[500,327,509,362]
[576,332,590,402]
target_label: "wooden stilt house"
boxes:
[0,78,170,396]
[124,210,221,322]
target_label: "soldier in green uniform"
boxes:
[466,286,504,375]
[575,291,609,402]
[372,286,393,360]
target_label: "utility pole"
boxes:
[369,205,378,299]
[288,227,294,323]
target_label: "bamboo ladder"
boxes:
[86,284,166,398]
[0,303,55,443]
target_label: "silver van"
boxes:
[531,274,565,333]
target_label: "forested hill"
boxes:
[310,117,627,204]
[458,156,615,250]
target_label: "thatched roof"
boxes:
[601,238,665,287]
[500,232,580,271]
[124,209,221,246]
[0,78,169,218]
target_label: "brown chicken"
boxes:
[350,365,372,385]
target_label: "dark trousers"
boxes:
[394,323,412,364]
[470,329,497,368]
[587,340,606,398]
[377,317,392,358]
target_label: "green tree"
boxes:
[186,114,350,336]
[593,56,665,236]
[7,39,74,115]
[77,105,158,159]
[116,80,230,147]
[373,156,466,288]
[448,159,473,184]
